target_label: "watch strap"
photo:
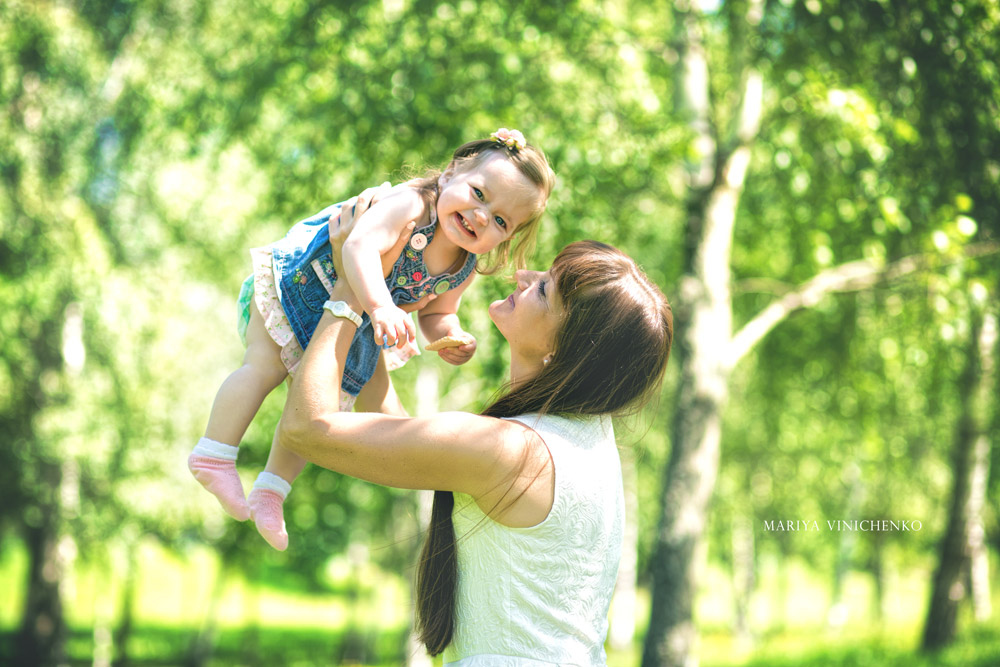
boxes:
[323,300,363,328]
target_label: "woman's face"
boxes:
[489,267,563,363]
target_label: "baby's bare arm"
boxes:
[418,272,477,365]
[340,188,425,313]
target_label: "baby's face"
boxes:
[436,152,542,255]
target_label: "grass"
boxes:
[602,624,1000,667]
[2,625,411,666]
[0,536,413,665]
[4,623,998,666]
[2,538,999,666]
[705,624,1000,667]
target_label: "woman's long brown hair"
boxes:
[415,240,674,655]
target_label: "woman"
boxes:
[278,188,673,664]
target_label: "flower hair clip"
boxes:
[490,127,527,151]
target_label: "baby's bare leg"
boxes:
[354,353,408,416]
[204,305,289,445]
[250,427,297,551]
[250,355,403,551]
[250,405,311,550]
[261,430,309,483]
[190,305,288,520]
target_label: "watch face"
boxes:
[327,301,358,325]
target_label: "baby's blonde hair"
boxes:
[414,138,555,275]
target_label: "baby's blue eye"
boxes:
[473,187,485,201]
[495,216,507,229]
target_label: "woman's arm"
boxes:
[276,281,549,512]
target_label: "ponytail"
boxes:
[414,490,457,655]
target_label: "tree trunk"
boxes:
[828,464,861,630]
[642,353,726,667]
[730,514,755,649]
[187,557,229,667]
[774,540,790,632]
[642,140,752,665]
[642,2,760,662]
[405,362,439,667]
[869,535,887,626]
[968,522,992,622]
[113,540,139,667]
[922,303,996,650]
[967,305,994,623]
[14,459,67,667]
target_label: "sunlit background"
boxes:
[1,0,998,665]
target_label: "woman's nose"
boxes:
[515,270,534,291]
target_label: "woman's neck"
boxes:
[508,352,544,389]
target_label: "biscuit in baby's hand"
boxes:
[425,334,475,351]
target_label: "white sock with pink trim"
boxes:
[188,438,250,521]
[249,472,292,551]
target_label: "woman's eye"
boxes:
[538,280,546,297]
[495,216,507,229]
[473,187,484,201]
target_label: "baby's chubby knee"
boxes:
[240,345,289,389]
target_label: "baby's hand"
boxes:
[435,331,477,366]
[371,304,415,348]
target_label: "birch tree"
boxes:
[642,0,999,663]
[922,291,996,650]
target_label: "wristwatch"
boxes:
[323,300,363,328]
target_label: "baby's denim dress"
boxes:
[270,201,477,396]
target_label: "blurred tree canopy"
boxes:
[1,0,997,665]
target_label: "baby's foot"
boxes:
[188,438,250,521]
[249,472,292,551]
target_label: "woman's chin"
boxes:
[487,302,508,330]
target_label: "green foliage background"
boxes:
[1,0,998,664]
